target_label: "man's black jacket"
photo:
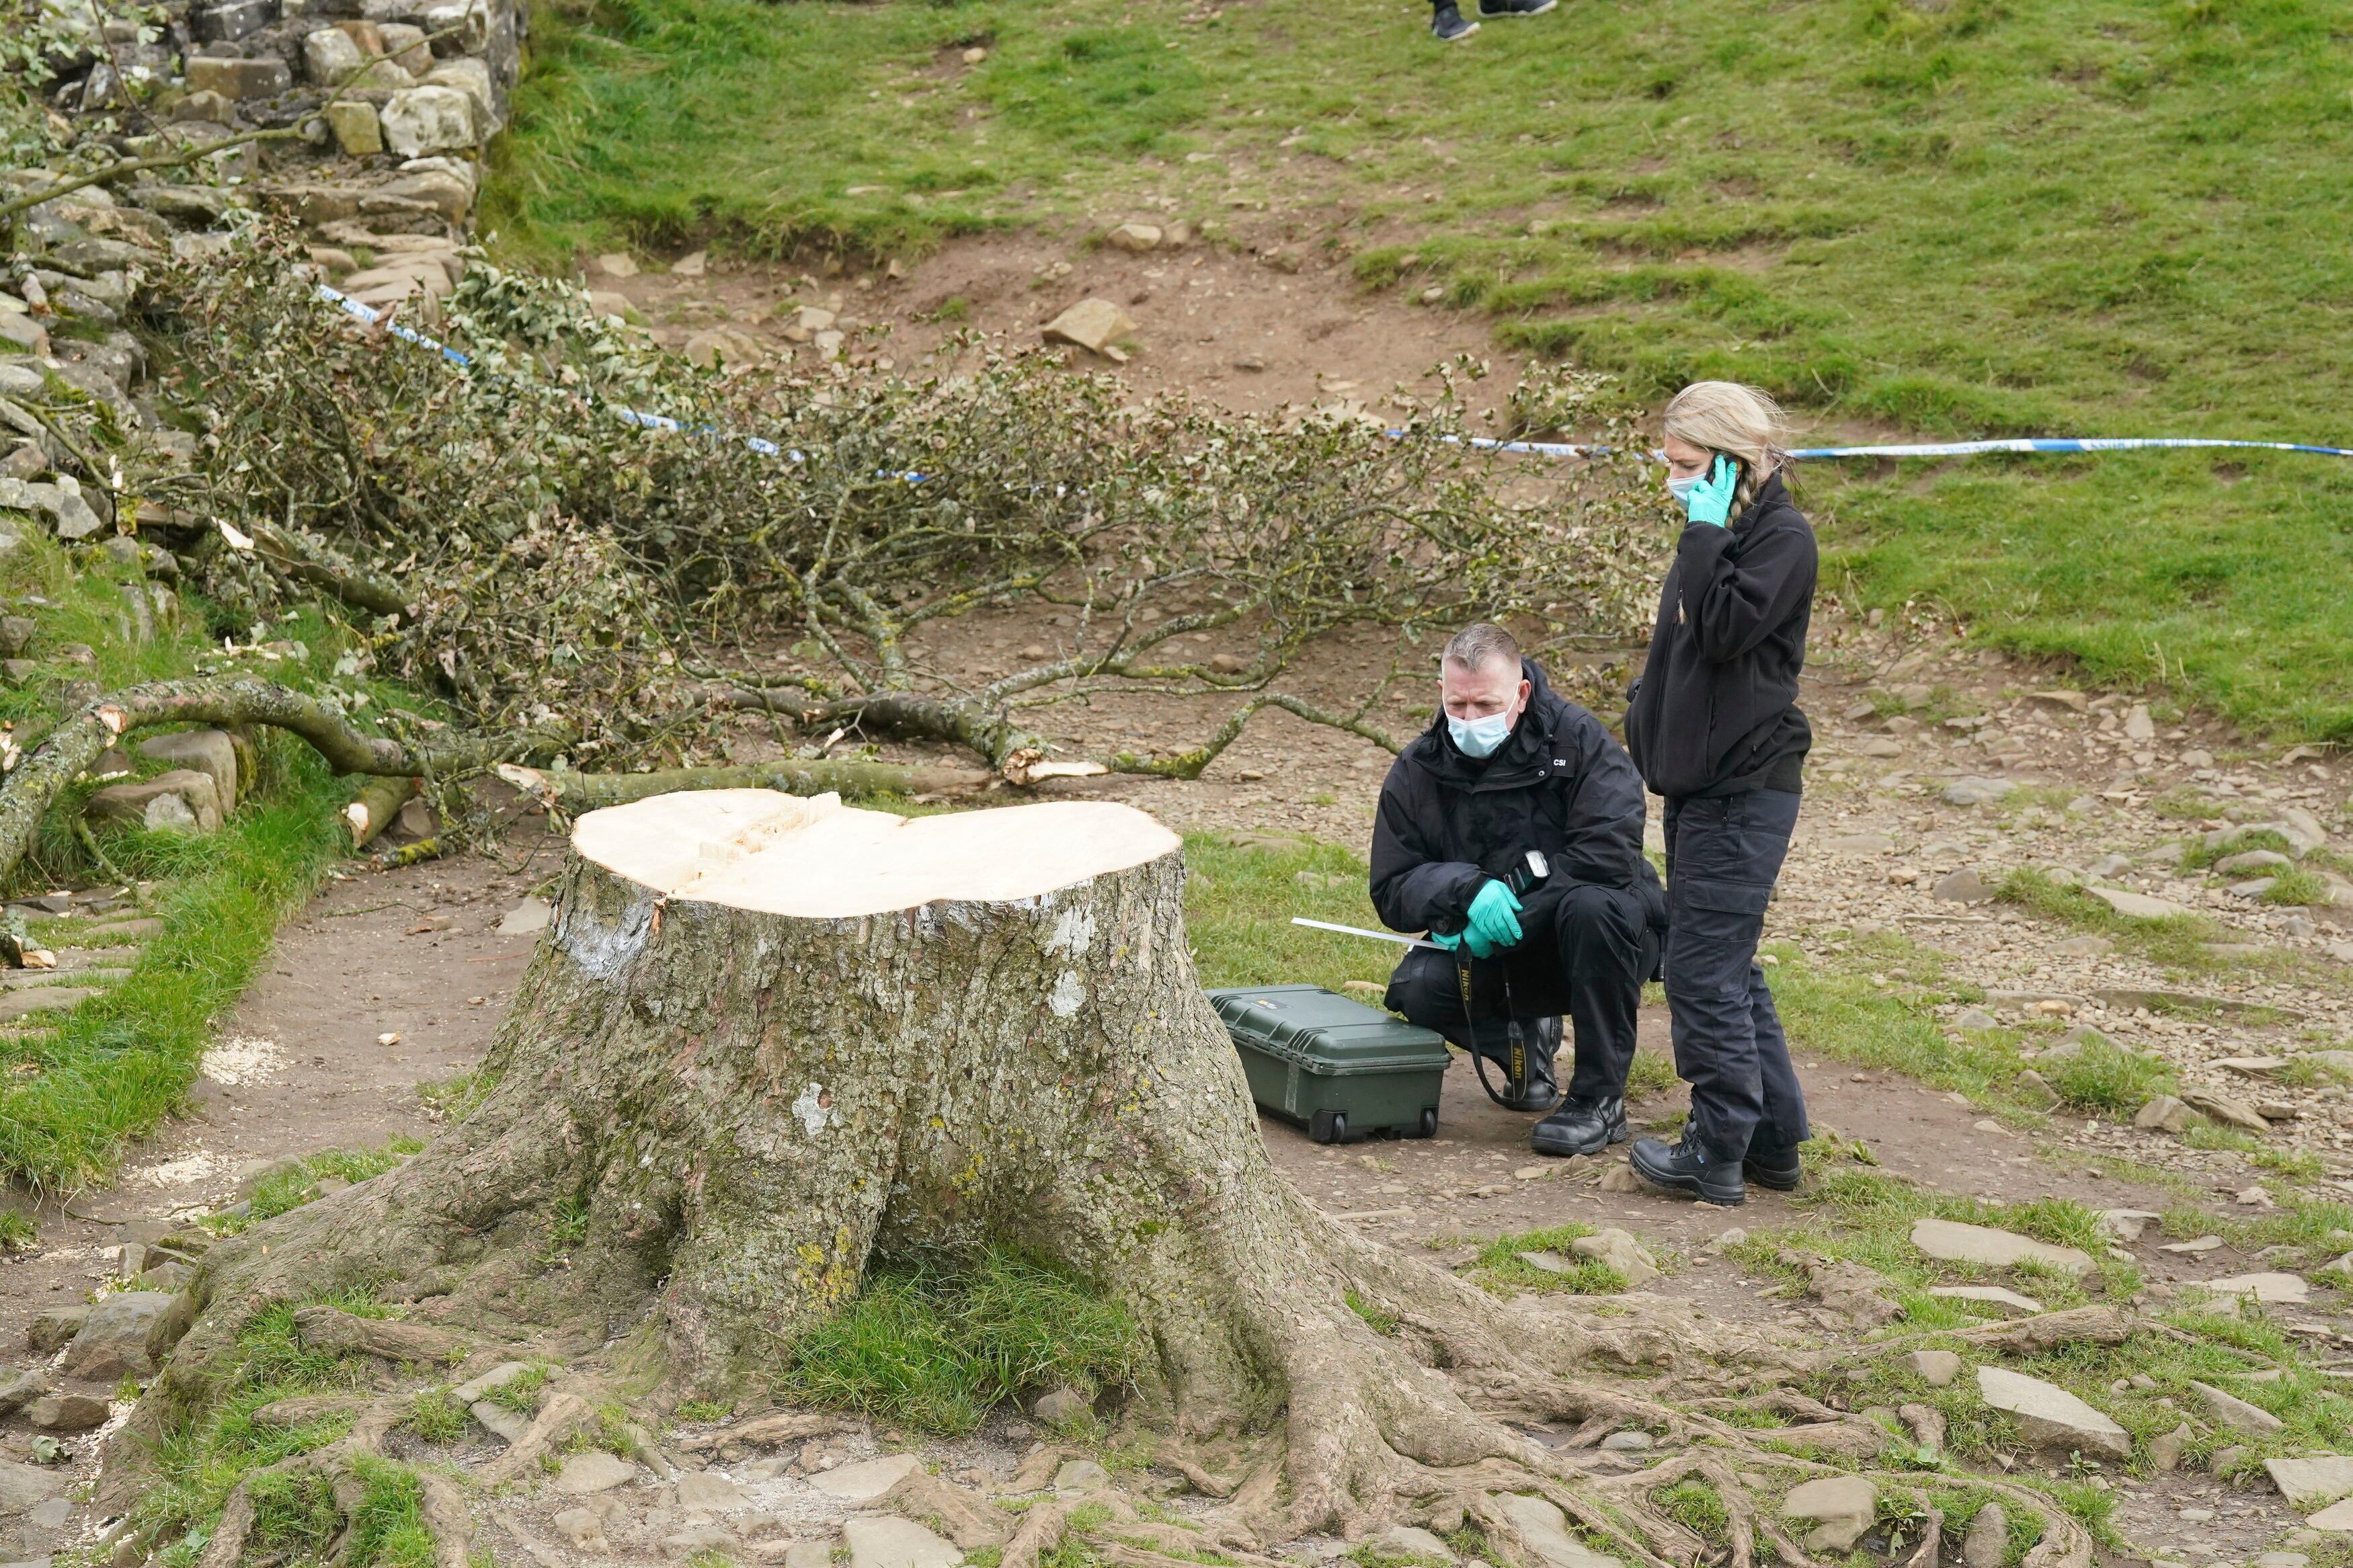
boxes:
[1624,470,1817,800]
[1371,658,1659,940]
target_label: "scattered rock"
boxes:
[1040,298,1138,362]
[810,1454,922,1500]
[551,1508,611,1551]
[1780,1475,1877,1554]
[1976,1366,2130,1458]
[1568,1228,1658,1286]
[1500,1494,1620,1568]
[25,1308,85,1355]
[0,1456,66,1514]
[1828,833,1896,854]
[2135,1096,2196,1134]
[1902,1350,1962,1388]
[685,327,765,370]
[1960,1503,2007,1568]
[2149,1423,2192,1472]
[325,100,383,156]
[25,1393,107,1431]
[1595,1163,1642,1193]
[62,1290,173,1380]
[2212,1444,2254,1476]
[2161,1235,2223,1253]
[1955,1008,2000,1030]
[458,1395,524,1442]
[1792,1253,1901,1327]
[2083,886,2196,920]
[1943,777,2015,807]
[1599,1430,1652,1452]
[450,1360,534,1403]
[666,1525,743,1559]
[2201,1272,2308,1305]
[1910,1218,2091,1274]
[677,1472,750,1510]
[0,1370,46,1415]
[1378,1525,1456,1563]
[2270,1456,2353,1508]
[1928,1284,2044,1318]
[2217,849,2294,876]
[1104,222,1162,253]
[1053,1459,1111,1492]
[2124,704,2155,743]
[1029,1386,1086,1425]
[2181,1089,2271,1133]
[552,1451,637,1494]
[138,729,240,811]
[2308,1498,2353,1532]
[1932,868,1998,904]
[2054,934,2113,956]
[2188,1380,2284,1436]
[844,1516,962,1568]
[86,770,223,835]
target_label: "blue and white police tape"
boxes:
[323,286,2353,468]
[1441,433,2353,462]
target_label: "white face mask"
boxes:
[1667,472,1702,503]
[1447,710,1514,759]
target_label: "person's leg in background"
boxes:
[1633,789,1806,1204]
[1384,946,1558,1112]
[1429,0,1478,42]
[1528,882,1648,1157]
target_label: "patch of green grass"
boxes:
[2039,1040,2174,1116]
[495,0,2353,738]
[2261,867,2330,907]
[1344,1286,1400,1336]
[1184,833,1392,995]
[1468,1223,1626,1295]
[1655,1481,1729,1549]
[485,1362,555,1415]
[0,1210,34,1255]
[784,1247,1140,1434]
[1994,870,2212,966]
[209,1138,426,1235]
[403,1389,469,1445]
[417,1067,498,1123]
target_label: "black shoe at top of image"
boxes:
[1477,0,1558,16]
[1529,1096,1628,1159]
[1431,2,1479,41]
[1628,1135,1746,1206]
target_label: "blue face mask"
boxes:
[1447,710,1514,759]
[1667,472,1702,503]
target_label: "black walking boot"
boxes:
[1629,1135,1746,1206]
[1431,1,1478,41]
[1530,1096,1626,1158]
[1494,1014,1560,1112]
[1478,0,1557,16]
[1743,1147,1803,1192]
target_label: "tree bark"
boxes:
[107,790,2102,1568]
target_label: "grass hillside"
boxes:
[487,0,2353,737]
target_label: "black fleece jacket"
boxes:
[1370,659,1659,939]
[1624,470,1817,800]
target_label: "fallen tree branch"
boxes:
[1109,693,1404,779]
[492,758,994,811]
[0,678,573,891]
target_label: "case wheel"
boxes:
[1414,1107,1439,1139]
[1310,1108,1350,1145]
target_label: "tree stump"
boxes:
[112,792,2100,1568]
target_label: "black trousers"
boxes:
[1661,788,1809,1164]
[1384,882,1654,1106]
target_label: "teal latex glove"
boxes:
[1464,879,1525,956]
[1685,454,1739,528]
[1427,927,1466,953]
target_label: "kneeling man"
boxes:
[1371,622,1663,1155]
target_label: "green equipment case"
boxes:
[1207,983,1451,1145]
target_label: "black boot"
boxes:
[1529,1096,1626,1158]
[1495,1015,1558,1112]
[1629,1135,1745,1206]
[1430,1,1478,40]
[1743,1147,1803,1192]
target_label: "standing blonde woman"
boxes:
[1622,382,1816,1206]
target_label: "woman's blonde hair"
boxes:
[1663,380,1794,518]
